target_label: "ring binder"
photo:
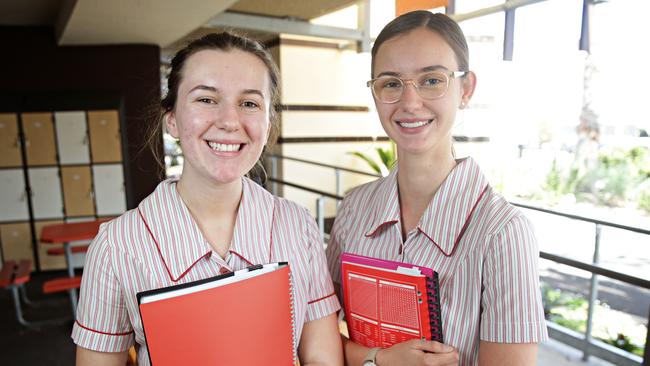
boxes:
[138,262,296,366]
[340,253,443,348]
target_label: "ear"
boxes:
[164,111,179,139]
[460,71,477,108]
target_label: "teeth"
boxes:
[207,142,241,152]
[398,120,431,128]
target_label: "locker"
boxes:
[0,169,29,222]
[55,111,90,165]
[93,164,126,215]
[28,167,64,219]
[88,110,122,163]
[0,114,22,167]
[34,220,66,271]
[61,166,95,217]
[21,112,57,166]
[0,222,33,262]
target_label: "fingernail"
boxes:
[443,345,453,352]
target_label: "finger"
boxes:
[422,349,459,365]
[412,340,455,353]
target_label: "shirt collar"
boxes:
[364,168,401,237]
[417,157,489,256]
[229,177,276,266]
[363,157,489,256]
[137,177,276,282]
[138,178,212,282]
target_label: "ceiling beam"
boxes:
[206,11,366,43]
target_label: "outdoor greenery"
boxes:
[541,284,645,357]
[543,146,650,213]
[348,142,397,177]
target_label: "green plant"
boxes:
[603,333,644,356]
[348,142,397,177]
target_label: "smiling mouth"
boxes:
[206,141,243,152]
[396,119,433,129]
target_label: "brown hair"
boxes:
[145,32,281,174]
[371,11,469,77]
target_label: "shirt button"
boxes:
[219,267,231,275]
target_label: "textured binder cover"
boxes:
[340,253,443,348]
[137,263,296,366]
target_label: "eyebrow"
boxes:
[376,65,450,78]
[188,85,266,99]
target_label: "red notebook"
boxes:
[137,263,296,366]
[340,253,443,348]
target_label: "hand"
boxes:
[374,339,459,366]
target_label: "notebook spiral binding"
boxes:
[425,272,444,342]
[288,270,297,365]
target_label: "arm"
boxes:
[478,214,548,365]
[76,347,127,366]
[298,313,344,366]
[478,341,537,366]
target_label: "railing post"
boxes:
[643,308,650,366]
[335,169,342,210]
[270,155,278,195]
[316,196,325,242]
[583,223,602,361]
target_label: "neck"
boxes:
[396,144,456,237]
[176,171,242,234]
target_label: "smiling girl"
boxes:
[327,11,548,366]
[72,32,343,366]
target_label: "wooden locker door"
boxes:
[21,112,57,166]
[55,111,90,165]
[0,169,29,222]
[28,167,64,219]
[61,166,95,217]
[0,223,33,262]
[93,164,126,216]
[34,220,66,271]
[0,114,23,167]
[88,110,122,163]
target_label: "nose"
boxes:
[215,103,240,132]
[400,82,423,111]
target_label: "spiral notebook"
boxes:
[137,262,296,366]
[340,253,443,348]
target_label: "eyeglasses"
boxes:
[367,70,467,104]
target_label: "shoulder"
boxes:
[340,175,387,211]
[479,189,536,247]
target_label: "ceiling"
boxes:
[0,0,359,50]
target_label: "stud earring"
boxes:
[459,101,466,109]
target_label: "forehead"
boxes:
[180,49,270,93]
[373,28,459,75]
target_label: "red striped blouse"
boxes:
[72,177,340,365]
[327,157,548,365]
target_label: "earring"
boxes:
[460,101,467,109]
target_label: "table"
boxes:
[40,219,109,317]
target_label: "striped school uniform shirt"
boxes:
[72,177,340,365]
[327,157,548,365]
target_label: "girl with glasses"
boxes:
[73,32,343,366]
[327,10,548,366]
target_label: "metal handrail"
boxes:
[267,153,649,366]
[270,154,381,178]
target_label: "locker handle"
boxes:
[15,136,22,149]
[83,134,89,145]
[20,190,27,202]
[24,138,30,148]
[89,190,94,200]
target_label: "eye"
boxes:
[420,74,446,87]
[197,97,217,104]
[241,100,260,109]
[380,78,402,89]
